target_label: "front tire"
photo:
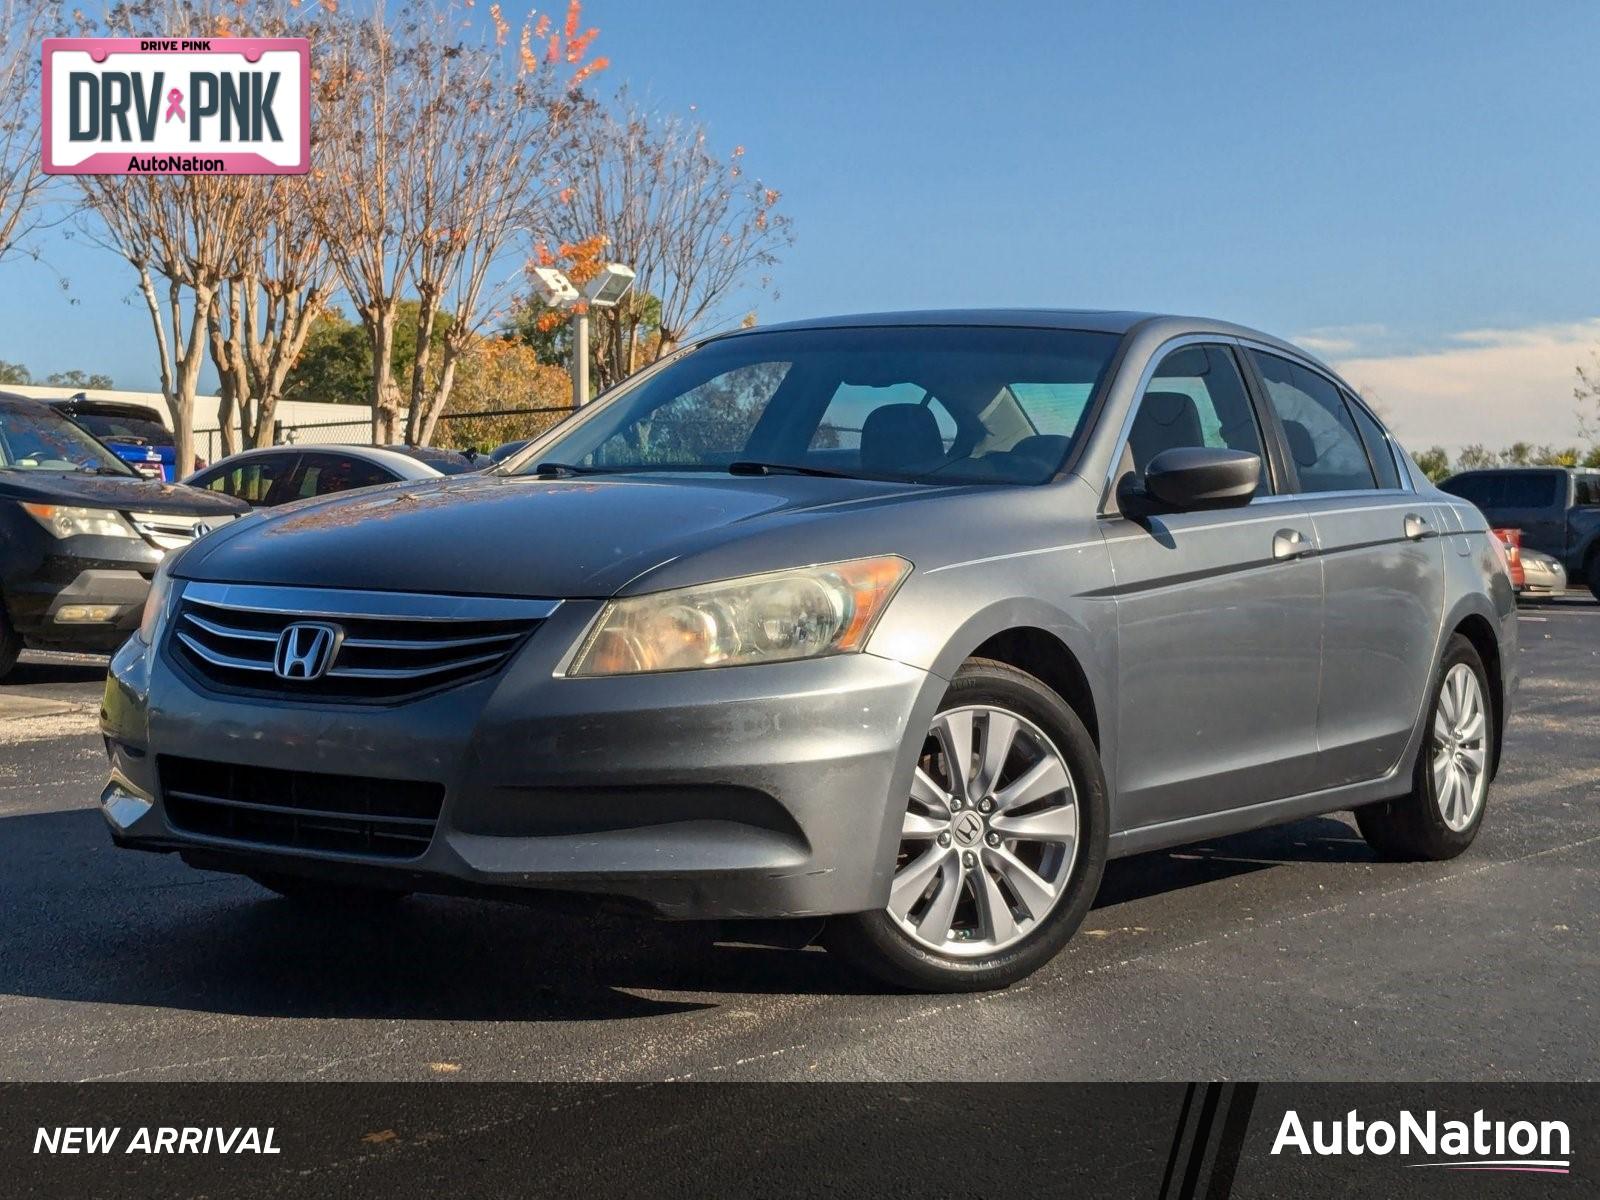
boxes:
[1356,634,1494,861]
[1586,547,1600,603]
[826,658,1108,992]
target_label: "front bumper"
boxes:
[4,533,163,652]
[101,599,945,919]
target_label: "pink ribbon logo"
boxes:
[164,88,185,123]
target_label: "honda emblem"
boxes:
[273,622,341,681]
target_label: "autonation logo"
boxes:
[1272,1108,1571,1175]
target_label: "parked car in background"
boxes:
[389,445,488,475]
[104,311,1516,991]
[47,395,200,481]
[185,445,446,507]
[1492,528,1525,590]
[487,438,533,464]
[1440,467,1600,600]
[0,393,246,676]
[1519,548,1567,598]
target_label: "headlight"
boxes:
[569,555,912,677]
[138,559,178,644]
[21,503,137,539]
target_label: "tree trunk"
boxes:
[405,290,441,446]
[368,312,398,444]
[417,345,462,447]
[171,284,212,477]
[205,292,242,458]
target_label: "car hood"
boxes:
[174,471,966,598]
[0,471,247,516]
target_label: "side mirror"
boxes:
[1119,446,1260,514]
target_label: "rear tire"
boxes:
[1586,548,1600,603]
[826,658,1108,992]
[248,872,410,906]
[1356,634,1493,861]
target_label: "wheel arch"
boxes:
[966,627,1101,750]
[917,598,1112,756]
[1450,611,1505,778]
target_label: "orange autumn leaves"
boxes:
[481,1,608,89]
[532,233,609,330]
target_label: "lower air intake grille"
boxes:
[167,582,560,704]
[160,756,445,860]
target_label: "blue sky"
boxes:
[7,1,1599,448]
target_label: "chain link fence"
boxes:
[195,405,579,463]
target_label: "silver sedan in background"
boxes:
[103,311,1517,991]
[1520,548,1567,598]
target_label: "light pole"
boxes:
[530,263,637,408]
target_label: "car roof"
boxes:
[704,308,1319,361]
[1446,466,1589,476]
[0,390,57,409]
[200,444,444,479]
[50,397,167,421]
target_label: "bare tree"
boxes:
[1576,346,1600,444]
[77,0,331,467]
[208,175,336,453]
[401,3,602,445]
[315,5,417,443]
[0,0,62,266]
[547,90,792,389]
[77,173,257,472]
[321,1,604,446]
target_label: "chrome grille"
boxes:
[129,511,237,551]
[160,755,444,859]
[169,582,559,703]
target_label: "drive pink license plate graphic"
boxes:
[42,37,309,175]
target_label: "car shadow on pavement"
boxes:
[2,808,1373,1019]
[0,808,873,1022]
[6,655,108,686]
[1094,815,1374,908]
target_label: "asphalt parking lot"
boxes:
[2,599,1596,1083]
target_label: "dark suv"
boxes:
[1439,467,1600,600]
[0,394,247,675]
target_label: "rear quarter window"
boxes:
[1346,397,1402,489]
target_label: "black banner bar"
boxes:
[1,1083,1591,1199]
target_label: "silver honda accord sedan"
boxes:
[101,311,1517,991]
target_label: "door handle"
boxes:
[1403,513,1436,541]
[1272,528,1315,560]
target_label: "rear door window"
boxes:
[196,454,299,505]
[1248,351,1377,493]
[292,454,398,498]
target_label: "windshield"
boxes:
[0,402,137,475]
[513,325,1122,485]
[72,411,173,447]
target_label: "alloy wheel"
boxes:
[889,704,1079,957]
[1431,662,1488,832]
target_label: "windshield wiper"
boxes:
[727,460,857,479]
[530,461,617,478]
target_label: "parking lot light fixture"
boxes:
[531,264,636,408]
[571,265,637,407]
